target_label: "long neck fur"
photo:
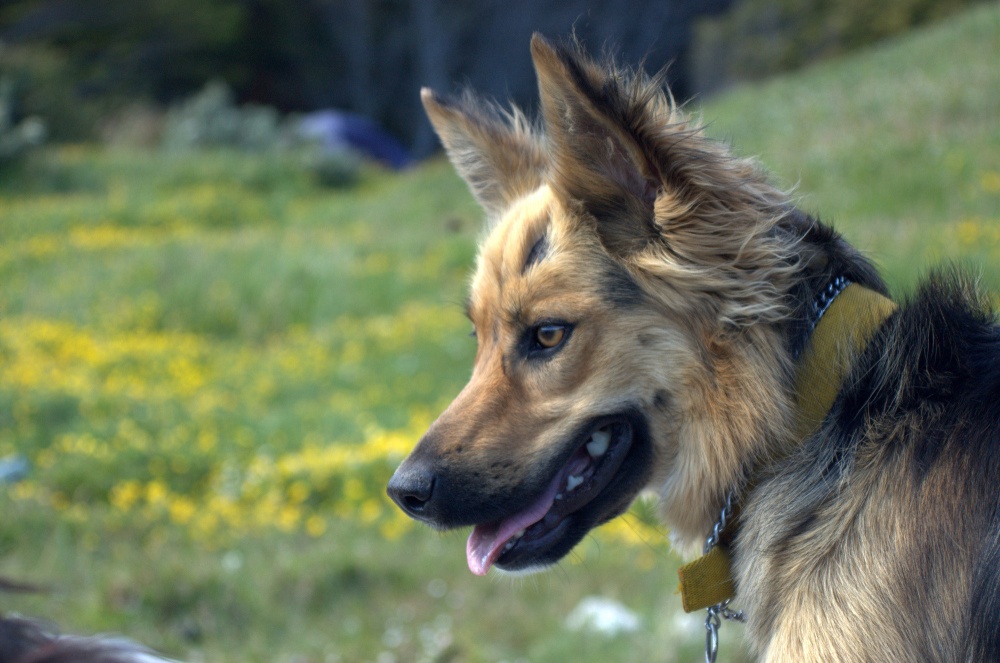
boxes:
[654,207,887,555]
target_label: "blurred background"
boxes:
[0,0,990,158]
[0,1,997,662]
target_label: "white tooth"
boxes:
[586,428,611,457]
[515,529,525,539]
[555,493,563,500]
[566,474,584,491]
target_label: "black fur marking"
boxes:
[587,195,660,257]
[600,259,644,308]
[522,234,549,275]
[781,209,887,359]
[837,270,1000,470]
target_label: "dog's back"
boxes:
[738,273,1000,660]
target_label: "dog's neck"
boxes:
[677,270,898,613]
[659,211,893,545]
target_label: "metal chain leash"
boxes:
[703,490,745,663]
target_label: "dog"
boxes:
[387,34,1000,661]
[0,612,178,663]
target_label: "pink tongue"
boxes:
[466,474,562,576]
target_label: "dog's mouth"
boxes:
[465,414,643,575]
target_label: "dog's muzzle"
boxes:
[387,410,653,576]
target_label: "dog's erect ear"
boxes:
[422,88,546,220]
[531,34,663,257]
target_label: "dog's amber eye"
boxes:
[535,325,566,349]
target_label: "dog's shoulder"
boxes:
[840,267,1000,440]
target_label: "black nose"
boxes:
[387,463,437,520]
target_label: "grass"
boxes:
[1,4,998,662]
[704,2,1000,293]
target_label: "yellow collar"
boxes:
[677,282,898,613]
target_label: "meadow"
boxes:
[1,5,998,662]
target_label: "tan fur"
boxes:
[390,34,1000,662]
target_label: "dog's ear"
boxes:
[531,34,663,257]
[421,88,546,220]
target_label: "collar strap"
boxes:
[791,281,897,439]
[677,281,897,613]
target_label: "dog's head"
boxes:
[389,35,798,573]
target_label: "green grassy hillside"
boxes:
[703,2,1000,291]
[0,5,997,662]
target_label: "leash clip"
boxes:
[705,605,720,663]
[704,598,745,663]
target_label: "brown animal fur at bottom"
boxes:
[387,34,1000,661]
